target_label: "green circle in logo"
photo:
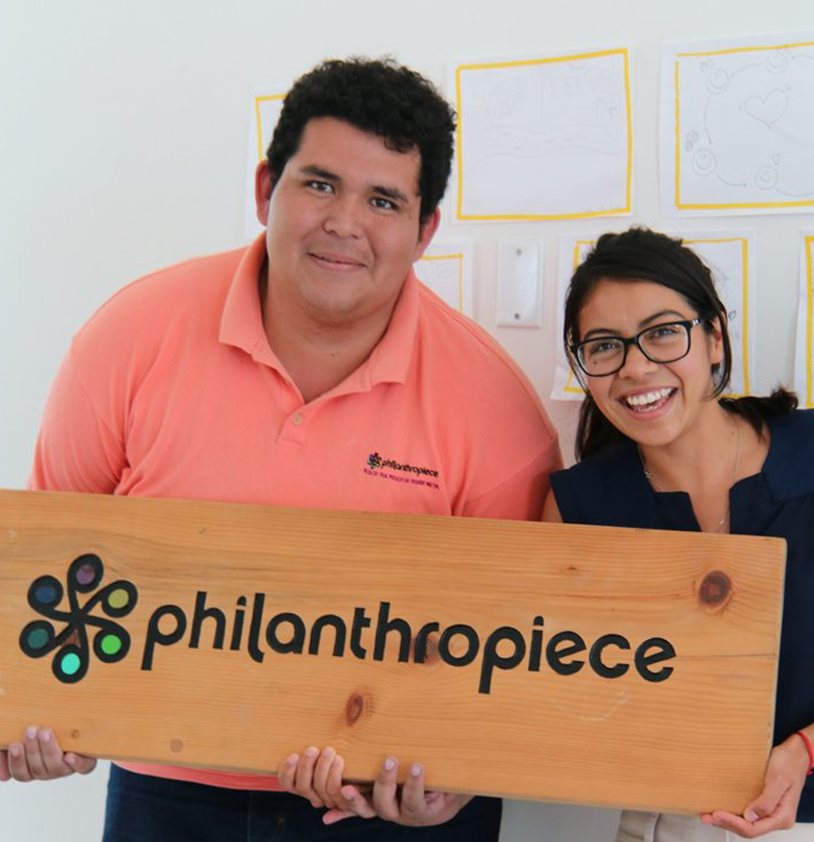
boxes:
[101,634,122,656]
[108,588,130,609]
[27,628,50,649]
[61,653,82,676]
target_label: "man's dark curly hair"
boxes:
[266,57,456,225]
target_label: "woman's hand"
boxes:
[338,756,472,827]
[279,748,471,827]
[0,725,97,782]
[701,732,810,837]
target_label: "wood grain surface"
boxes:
[0,489,786,813]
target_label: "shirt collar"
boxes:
[218,233,419,390]
[219,234,275,365]
[621,410,814,505]
[359,266,419,388]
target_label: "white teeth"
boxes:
[623,388,674,407]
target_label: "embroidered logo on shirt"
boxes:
[19,554,138,684]
[364,452,440,490]
[366,452,439,478]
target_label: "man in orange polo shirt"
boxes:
[2,58,561,840]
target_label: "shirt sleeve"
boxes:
[462,439,562,521]
[28,344,126,494]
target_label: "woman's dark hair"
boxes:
[266,57,455,226]
[563,227,796,461]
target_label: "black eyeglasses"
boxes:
[570,318,704,377]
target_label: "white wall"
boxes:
[1,0,810,838]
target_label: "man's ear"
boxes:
[413,208,441,261]
[255,162,273,227]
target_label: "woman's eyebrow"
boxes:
[581,310,688,340]
[638,309,687,327]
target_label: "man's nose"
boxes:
[323,196,363,238]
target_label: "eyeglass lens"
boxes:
[578,322,690,375]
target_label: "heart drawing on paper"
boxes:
[743,90,789,127]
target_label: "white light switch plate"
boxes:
[497,240,541,327]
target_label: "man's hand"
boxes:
[0,726,97,782]
[701,733,810,837]
[279,746,357,814]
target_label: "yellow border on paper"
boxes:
[684,238,750,397]
[805,236,814,407]
[418,253,466,312]
[674,41,814,211]
[254,94,286,164]
[562,241,597,396]
[455,49,633,221]
[560,237,751,398]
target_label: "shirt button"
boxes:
[292,413,303,426]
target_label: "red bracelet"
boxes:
[796,731,814,776]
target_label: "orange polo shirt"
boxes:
[30,234,561,789]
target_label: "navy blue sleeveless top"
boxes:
[550,410,814,821]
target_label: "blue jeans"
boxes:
[103,765,502,841]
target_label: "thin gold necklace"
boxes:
[639,416,741,532]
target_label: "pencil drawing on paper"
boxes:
[675,43,814,210]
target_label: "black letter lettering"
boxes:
[589,634,630,678]
[546,631,586,676]
[248,593,266,664]
[373,602,412,663]
[350,607,371,659]
[635,637,676,682]
[413,622,440,663]
[266,613,305,654]
[308,614,347,657]
[479,627,526,694]
[189,591,226,650]
[141,605,186,670]
[438,624,479,666]
[528,615,544,672]
[230,596,247,651]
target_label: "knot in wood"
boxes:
[170,739,184,753]
[413,632,440,665]
[699,571,732,607]
[345,692,365,726]
[70,729,80,740]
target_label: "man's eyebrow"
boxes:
[298,166,410,204]
[370,184,410,204]
[581,310,688,340]
[299,165,340,182]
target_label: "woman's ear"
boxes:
[707,314,725,366]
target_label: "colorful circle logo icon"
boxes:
[19,554,138,684]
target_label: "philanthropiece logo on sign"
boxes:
[19,554,138,684]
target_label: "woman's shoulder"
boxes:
[552,439,638,483]
[763,409,814,499]
[550,439,653,526]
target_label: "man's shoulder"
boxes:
[89,245,247,322]
[416,283,531,383]
[73,245,248,347]
[414,282,555,433]
[66,244,251,390]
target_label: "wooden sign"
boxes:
[0,489,785,814]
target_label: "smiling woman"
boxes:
[544,227,814,841]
